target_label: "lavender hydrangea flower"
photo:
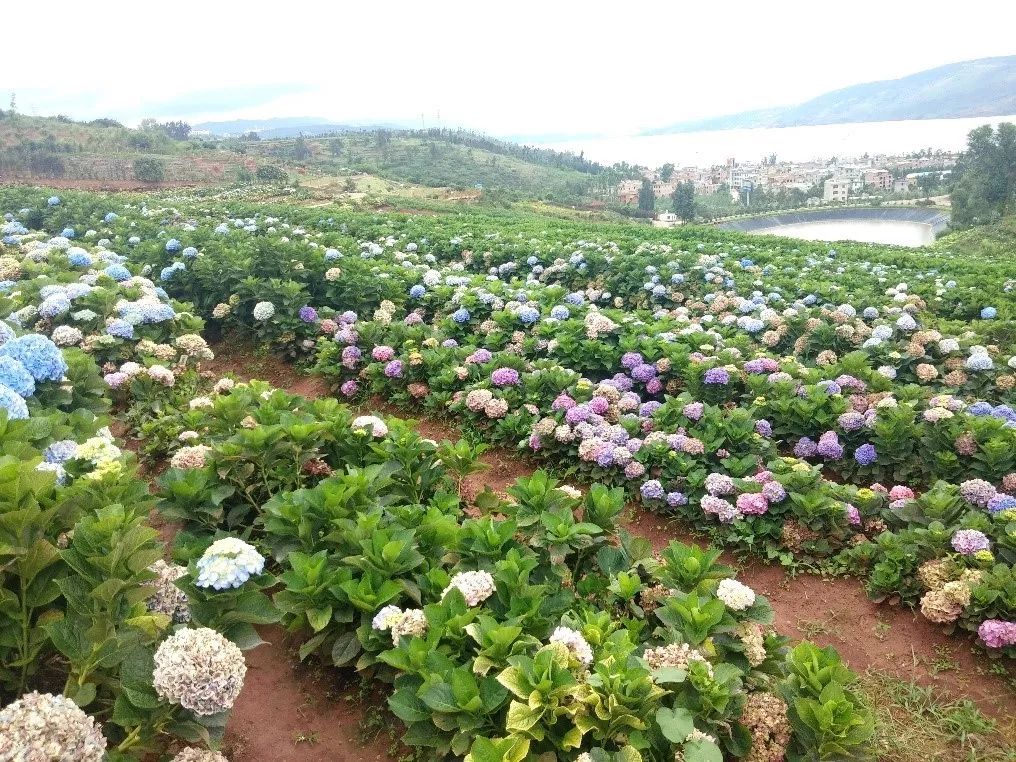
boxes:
[640,479,664,500]
[794,437,817,458]
[951,529,990,555]
[703,367,730,385]
[298,306,318,323]
[491,367,520,387]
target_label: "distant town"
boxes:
[613,150,956,222]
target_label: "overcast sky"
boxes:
[7,0,1016,136]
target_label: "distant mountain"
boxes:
[645,56,1016,134]
[193,117,411,138]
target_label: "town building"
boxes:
[823,177,851,202]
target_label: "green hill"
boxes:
[0,113,621,201]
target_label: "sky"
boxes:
[6,0,1016,138]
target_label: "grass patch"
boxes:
[858,670,1016,761]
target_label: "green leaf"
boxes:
[656,706,694,743]
[306,605,332,633]
[330,631,361,666]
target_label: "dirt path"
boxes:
[202,345,1014,758]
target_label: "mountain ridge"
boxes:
[643,56,1016,134]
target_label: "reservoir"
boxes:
[715,208,950,248]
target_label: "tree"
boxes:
[160,121,191,140]
[242,131,261,141]
[292,136,312,161]
[328,138,343,157]
[659,163,675,182]
[637,179,655,214]
[671,181,696,221]
[133,157,165,183]
[951,123,1016,227]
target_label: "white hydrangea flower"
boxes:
[153,628,246,715]
[195,538,265,590]
[442,570,496,606]
[351,415,388,438]
[548,626,594,666]
[172,749,229,762]
[147,559,190,623]
[372,604,403,631]
[716,578,756,611]
[390,609,428,643]
[252,301,275,321]
[0,691,106,761]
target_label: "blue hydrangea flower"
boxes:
[103,264,132,282]
[564,292,585,306]
[0,357,35,397]
[981,307,998,320]
[44,439,78,464]
[47,196,61,206]
[165,239,182,253]
[39,294,71,319]
[67,250,92,267]
[550,305,569,320]
[182,246,198,258]
[409,285,426,298]
[160,266,178,281]
[0,383,29,420]
[518,306,540,324]
[106,319,134,340]
[0,334,68,382]
[324,248,341,260]
[103,212,118,223]
[451,308,470,324]
[128,235,141,245]
[61,227,75,239]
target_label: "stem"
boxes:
[17,572,29,694]
[116,724,143,753]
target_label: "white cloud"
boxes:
[6,0,1015,135]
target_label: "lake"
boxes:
[537,115,1016,166]
[748,219,936,247]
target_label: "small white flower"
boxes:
[716,578,756,611]
[442,570,496,606]
[548,626,593,666]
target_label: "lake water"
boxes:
[749,219,936,247]
[537,115,1016,166]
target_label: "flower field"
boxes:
[0,186,1013,760]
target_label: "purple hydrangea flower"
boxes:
[817,431,844,460]
[951,529,990,555]
[491,367,521,387]
[621,352,643,369]
[666,491,688,507]
[703,368,730,385]
[640,480,664,500]
[683,402,704,421]
[384,360,404,378]
[794,437,817,458]
[755,419,773,437]
[298,306,318,323]
[631,363,657,382]
[340,379,358,396]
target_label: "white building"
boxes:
[823,177,851,202]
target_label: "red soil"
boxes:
[198,346,1014,758]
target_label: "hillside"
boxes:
[646,56,1016,133]
[241,130,616,201]
[0,113,615,200]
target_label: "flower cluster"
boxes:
[195,537,266,590]
[153,628,246,715]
